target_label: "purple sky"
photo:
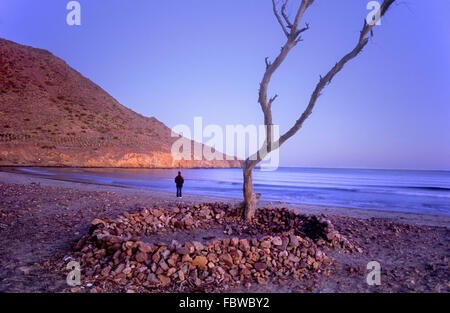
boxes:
[1,0,449,170]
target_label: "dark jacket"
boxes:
[175,175,184,187]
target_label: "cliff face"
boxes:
[0,38,242,168]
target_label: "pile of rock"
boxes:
[254,207,359,252]
[70,203,355,291]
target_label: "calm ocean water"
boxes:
[17,167,450,216]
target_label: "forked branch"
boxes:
[246,0,396,170]
[277,0,395,148]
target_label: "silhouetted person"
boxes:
[175,171,184,198]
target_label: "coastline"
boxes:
[0,170,448,293]
[0,169,448,228]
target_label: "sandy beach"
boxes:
[0,170,449,293]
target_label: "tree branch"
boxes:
[246,0,395,170]
[291,0,314,39]
[249,0,316,170]
[272,0,289,37]
[281,0,293,29]
[277,0,395,148]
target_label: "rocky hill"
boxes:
[0,38,241,168]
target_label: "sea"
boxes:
[15,167,450,216]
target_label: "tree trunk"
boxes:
[243,164,256,222]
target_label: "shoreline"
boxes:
[0,170,448,228]
[0,169,448,293]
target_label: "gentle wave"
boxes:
[16,167,450,216]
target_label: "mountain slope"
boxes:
[0,38,241,168]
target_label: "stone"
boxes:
[272,236,282,246]
[182,254,193,262]
[178,270,185,281]
[219,253,233,267]
[174,221,184,229]
[152,252,161,264]
[229,269,239,277]
[313,261,320,271]
[239,239,250,252]
[135,252,147,263]
[260,240,271,249]
[158,260,169,271]
[182,215,195,227]
[250,252,260,262]
[254,262,267,271]
[192,256,208,269]
[114,263,125,274]
[315,250,324,261]
[289,234,299,247]
[288,254,300,263]
[138,243,153,253]
[192,241,205,251]
[176,247,191,255]
[257,277,267,285]
[157,274,171,287]
[101,266,111,277]
[167,268,176,276]
[161,249,171,259]
[91,218,105,226]
[231,237,239,247]
[229,248,243,265]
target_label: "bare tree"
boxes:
[243,0,396,221]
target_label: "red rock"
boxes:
[174,221,184,229]
[315,250,324,261]
[158,260,169,271]
[91,218,105,226]
[167,268,176,276]
[260,240,271,249]
[147,273,160,285]
[138,242,152,253]
[192,256,208,269]
[178,270,185,281]
[182,254,193,262]
[192,241,205,251]
[135,252,147,263]
[239,239,250,251]
[288,254,300,263]
[272,236,282,246]
[176,247,191,255]
[254,262,267,271]
[219,253,233,267]
[229,269,239,277]
[257,277,267,285]
[289,234,299,247]
[101,266,111,277]
[158,274,171,287]
[229,248,243,265]
[152,252,161,263]
[114,263,125,274]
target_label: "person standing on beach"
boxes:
[175,171,184,198]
